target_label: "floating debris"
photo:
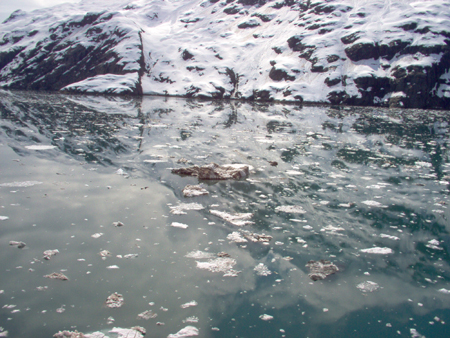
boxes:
[25,145,56,150]
[259,314,274,321]
[9,241,26,249]
[91,233,104,239]
[306,260,339,281]
[167,325,199,338]
[99,250,112,259]
[43,249,60,260]
[425,239,443,250]
[0,181,43,187]
[185,250,215,259]
[360,247,393,254]
[170,203,204,215]
[172,163,249,180]
[44,272,68,281]
[356,281,380,293]
[361,200,387,208]
[138,309,157,320]
[181,300,198,309]
[275,205,307,214]
[195,257,240,277]
[182,184,209,197]
[170,222,189,229]
[112,221,124,227]
[210,210,254,226]
[53,330,84,338]
[226,231,248,243]
[254,263,272,276]
[105,292,124,308]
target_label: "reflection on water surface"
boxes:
[0,90,449,338]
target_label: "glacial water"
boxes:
[0,90,449,338]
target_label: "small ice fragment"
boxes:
[107,316,115,324]
[410,328,425,338]
[43,249,59,260]
[25,145,56,150]
[0,181,42,187]
[425,239,443,250]
[167,325,199,337]
[171,222,189,229]
[259,314,274,321]
[107,265,119,269]
[99,250,111,258]
[380,234,400,241]
[356,281,380,293]
[105,292,124,308]
[91,233,104,239]
[56,306,65,313]
[226,231,248,243]
[360,247,393,254]
[9,241,26,249]
[185,250,215,259]
[112,221,124,227]
[115,169,127,175]
[210,210,254,226]
[438,288,450,294]
[183,316,199,323]
[183,185,209,197]
[109,327,144,338]
[181,301,198,309]
[138,310,157,320]
[0,216,9,221]
[254,263,272,276]
[361,200,386,208]
[196,257,240,277]
[275,205,306,214]
[323,308,329,312]
[44,272,68,280]
[124,254,138,259]
[170,203,204,215]
[36,286,48,291]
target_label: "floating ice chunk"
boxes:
[356,281,380,293]
[361,200,386,208]
[360,247,393,254]
[226,231,248,243]
[172,163,249,180]
[0,181,43,187]
[338,203,354,208]
[380,234,400,241]
[259,314,274,321]
[9,241,26,249]
[25,145,56,150]
[182,185,209,197]
[286,170,304,176]
[321,225,345,233]
[410,328,425,338]
[43,249,59,260]
[210,210,254,226]
[107,265,119,269]
[123,254,138,259]
[53,330,86,338]
[138,310,157,320]
[56,306,65,313]
[109,327,145,338]
[0,216,9,221]
[112,221,124,227]
[242,231,272,243]
[105,293,124,308]
[44,272,68,281]
[167,325,199,338]
[196,257,240,277]
[91,233,104,239]
[171,222,189,229]
[115,169,127,176]
[438,288,450,294]
[0,330,8,337]
[275,205,306,214]
[181,301,198,309]
[170,203,204,215]
[185,250,215,259]
[99,250,112,259]
[426,239,443,250]
[254,263,272,276]
[183,316,199,323]
[306,260,339,281]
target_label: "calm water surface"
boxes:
[0,90,449,338]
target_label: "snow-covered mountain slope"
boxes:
[1,0,449,108]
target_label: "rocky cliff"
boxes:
[1,0,449,108]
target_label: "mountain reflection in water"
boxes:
[0,90,449,338]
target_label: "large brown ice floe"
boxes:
[306,260,339,281]
[172,163,249,180]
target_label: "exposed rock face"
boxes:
[0,0,449,108]
[172,163,249,180]
[306,259,339,281]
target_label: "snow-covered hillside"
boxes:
[1,0,449,108]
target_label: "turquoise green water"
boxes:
[0,90,449,337]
